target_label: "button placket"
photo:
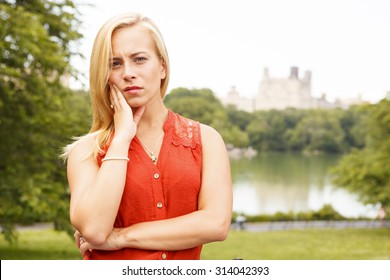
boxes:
[152,169,165,217]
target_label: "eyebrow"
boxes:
[111,51,149,60]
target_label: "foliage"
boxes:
[337,105,370,150]
[0,0,83,243]
[226,105,253,131]
[164,87,249,147]
[331,99,390,210]
[311,204,346,220]
[234,204,348,223]
[164,88,371,154]
[164,87,223,124]
[285,110,345,153]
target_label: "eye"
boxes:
[134,56,147,63]
[110,60,122,69]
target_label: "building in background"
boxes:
[223,85,255,112]
[255,66,315,110]
[222,66,366,112]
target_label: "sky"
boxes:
[71,0,390,103]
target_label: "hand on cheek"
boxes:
[109,84,145,142]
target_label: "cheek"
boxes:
[108,71,120,83]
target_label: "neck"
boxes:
[136,103,168,134]
[135,103,168,163]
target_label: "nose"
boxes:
[122,62,136,81]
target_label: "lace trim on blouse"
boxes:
[171,113,201,149]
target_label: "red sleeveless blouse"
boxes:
[87,110,203,260]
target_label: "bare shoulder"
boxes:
[67,133,97,163]
[199,123,226,149]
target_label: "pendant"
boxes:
[150,153,157,163]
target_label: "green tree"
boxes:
[285,110,345,153]
[265,110,289,151]
[331,99,390,210]
[337,105,370,151]
[247,109,296,152]
[246,111,270,151]
[226,105,253,131]
[282,108,306,131]
[164,87,225,124]
[0,0,83,242]
[164,87,249,147]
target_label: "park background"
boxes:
[1,0,389,259]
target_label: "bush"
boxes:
[232,204,348,223]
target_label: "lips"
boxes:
[123,86,142,95]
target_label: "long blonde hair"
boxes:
[62,13,170,160]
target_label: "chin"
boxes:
[127,101,145,108]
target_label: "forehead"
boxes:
[111,25,155,53]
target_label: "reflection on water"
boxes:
[231,153,378,218]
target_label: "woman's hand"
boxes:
[74,230,92,258]
[74,228,122,258]
[110,84,145,143]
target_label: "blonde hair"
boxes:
[62,13,170,160]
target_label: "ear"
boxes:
[160,58,167,79]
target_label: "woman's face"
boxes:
[108,25,166,108]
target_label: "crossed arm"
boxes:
[68,124,232,257]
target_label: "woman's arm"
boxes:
[68,85,145,245]
[79,124,232,255]
[67,135,130,245]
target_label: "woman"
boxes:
[63,13,232,260]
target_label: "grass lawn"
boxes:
[202,228,390,260]
[1,227,390,260]
[0,229,82,260]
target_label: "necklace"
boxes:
[138,131,164,163]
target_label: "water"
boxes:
[230,153,379,218]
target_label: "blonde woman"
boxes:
[63,13,232,260]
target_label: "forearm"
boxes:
[71,138,130,242]
[116,210,230,251]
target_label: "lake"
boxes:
[230,152,379,218]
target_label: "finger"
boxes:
[108,89,115,110]
[114,85,129,109]
[80,243,92,258]
[110,84,120,109]
[133,106,145,124]
[74,231,81,248]
[113,84,126,106]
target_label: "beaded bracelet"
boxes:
[102,156,129,162]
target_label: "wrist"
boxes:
[115,227,131,250]
[105,138,130,161]
[108,135,131,154]
[111,135,132,147]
